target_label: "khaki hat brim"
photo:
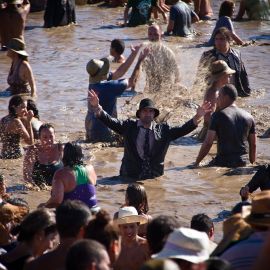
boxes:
[8,48,28,57]
[210,67,235,83]
[114,215,148,225]
[89,58,110,84]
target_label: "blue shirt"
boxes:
[86,73,128,142]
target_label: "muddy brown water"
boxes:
[0,1,270,240]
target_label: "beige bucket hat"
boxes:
[114,206,148,225]
[7,38,28,57]
[210,60,235,82]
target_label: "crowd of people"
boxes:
[0,0,270,269]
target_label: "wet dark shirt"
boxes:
[247,164,270,192]
[209,105,255,167]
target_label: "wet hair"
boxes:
[38,123,55,137]
[219,1,235,18]
[66,239,107,270]
[8,95,26,117]
[13,209,56,242]
[56,200,91,238]
[111,39,125,55]
[146,215,180,254]
[125,184,149,215]
[214,27,232,42]
[221,84,238,101]
[190,213,214,235]
[27,99,39,119]
[231,201,251,215]
[85,209,119,251]
[62,142,84,167]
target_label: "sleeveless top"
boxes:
[7,60,31,95]
[63,165,97,208]
[32,143,63,186]
[0,117,23,159]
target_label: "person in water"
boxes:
[207,0,244,46]
[41,142,97,209]
[23,123,63,187]
[5,38,37,97]
[195,84,256,167]
[0,95,34,159]
[110,39,126,64]
[88,90,211,179]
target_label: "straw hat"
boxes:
[7,38,28,57]
[244,191,270,227]
[86,58,110,83]
[210,60,235,82]
[114,206,148,225]
[211,213,253,256]
[136,98,160,118]
[153,227,210,264]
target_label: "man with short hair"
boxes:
[88,90,211,179]
[195,84,256,167]
[66,239,111,270]
[24,200,91,270]
[166,0,199,37]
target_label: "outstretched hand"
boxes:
[196,101,212,118]
[88,89,99,108]
[138,47,150,61]
[130,44,142,54]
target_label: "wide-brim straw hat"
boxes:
[244,191,270,227]
[7,38,28,57]
[136,98,160,118]
[153,227,210,264]
[86,58,110,83]
[210,60,235,82]
[211,213,253,256]
[114,206,148,225]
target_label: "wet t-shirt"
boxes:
[209,105,255,167]
[86,73,128,142]
[127,0,156,27]
[169,1,195,36]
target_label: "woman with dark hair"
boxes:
[121,183,152,237]
[195,27,251,97]
[5,38,36,97]
[0,208,57,270]
[26,99,42,140]
[41,142,97,209]
[207,1,244,46]
[85,209,121,267]
[0,95,34,159]
[23,123,63,187]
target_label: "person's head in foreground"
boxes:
[114,206,147,243]
[146,215,180,255]
[154,227,210,270]
[56,200,91,239]
[191,213,215,241]
[148,24,162,42]
[62,142,84,168]
[66,239,111,270]
[85,209,120,265]
[216,84,238,110]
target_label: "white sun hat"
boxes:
[114,206,148,225]
[153,227,210,264]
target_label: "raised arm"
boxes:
[88,90,125,134]
[111,45,141,80]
